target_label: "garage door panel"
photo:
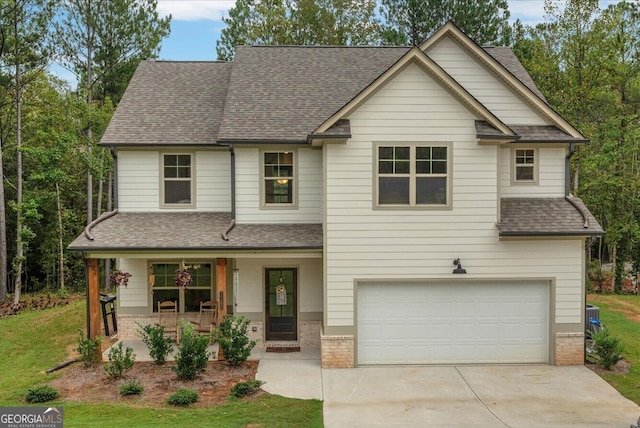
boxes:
[357,282,548,365]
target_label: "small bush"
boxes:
[229,380,264,398]
[77,330,101,367]
[593,327,624,369]
[137,323,173,365]
[26,385,59,403]
[104,342,136,379]
[215,315,257,367]
[120,379,144,396]
[173,323,210,380]
[167,388,198,406]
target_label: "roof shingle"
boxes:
[499,197,604,236]
[68,212,323,251]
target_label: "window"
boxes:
[377,144,449,207]
[513,149,536,183]
[263,152,295,206]
[151,263,212,313]
[162,154,193,206]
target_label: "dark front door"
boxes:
[265,268,297,341]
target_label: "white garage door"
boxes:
[357,281,548,365]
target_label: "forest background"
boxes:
[0,0,637,305]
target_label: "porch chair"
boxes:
[194,300,218,337]
[157,300,179,343]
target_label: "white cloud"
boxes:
[157,0,235,21]
[507,0,548,25]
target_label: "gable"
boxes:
[426,35,548,126]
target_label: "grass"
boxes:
[0,298,323,427]
[587,294,640,405]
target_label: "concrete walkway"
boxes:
[105,341,640,427]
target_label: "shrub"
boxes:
[76,330,101,367]
[25,385,58,403]
[593,327,624,370]
[173,323,210,380]
[137,323,173,365]
[104,342,136,379]
[167,388,198,406]
[229,380,264,398]
[215,315,257,367]
[120,379,144,396]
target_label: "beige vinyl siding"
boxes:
[118,150,231,211]
[235,148,322,223]
[195,150,231,211]
[499,147,566,197]
[116,258,149,308]
[117,151,160,211]
[234,258,323,314]
[324,62,583,328]
[426,35,548,126]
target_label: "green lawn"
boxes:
[587,294,640,405]
[0,299,323,427]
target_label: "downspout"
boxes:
[222,144,236,241]
[565,143,589,228]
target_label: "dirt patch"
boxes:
[587,359,631,376]
[49,359,262,407]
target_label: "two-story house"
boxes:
[70,23,603,368]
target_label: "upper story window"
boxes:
[513,149,537,183]
[263,151,295,207]
[376,144,450,208]
[162,154,194,207]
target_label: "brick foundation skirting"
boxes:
[555,332,584,366]
[321,334,355,368]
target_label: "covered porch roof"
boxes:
[68,212,323,255]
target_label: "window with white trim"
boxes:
[151,263,212,313]
[263,152,295,206]
[162,154,193,206]
[377,144,449,207]
[513,149,536,182]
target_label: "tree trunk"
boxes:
[86,33,93,226]
[0,128,6,303]
[13,14,23,307]
[56,182,65,290]
[611,245,617,294]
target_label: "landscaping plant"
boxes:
[593,327,624,370]
[167,388,198,406]
[230,380,264,399]
[215,315,257,367]
[173,323,210,380]
[137,323,172,364]
[104,342,136,379]
[76,330,101,367]
[119,379,144,396]
[25,385,59,403]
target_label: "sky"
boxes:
[51,0,627,86]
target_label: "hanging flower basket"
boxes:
[110,270,132,287]
[174,269,193,288]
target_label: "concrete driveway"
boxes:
[322,365,640,428]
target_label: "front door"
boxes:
[265,268,297,341]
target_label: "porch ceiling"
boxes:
[68,212,323,252]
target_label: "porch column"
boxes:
[86,258,101,339]
[216,258,227,325]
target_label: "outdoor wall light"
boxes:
[453,258,467,274]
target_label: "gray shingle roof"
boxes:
[217,45,410,142]
[98,45,556,146]
[68,212,323,251]
[101,61,232,146]
[475,121,587,143]
[499,197,604,236]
